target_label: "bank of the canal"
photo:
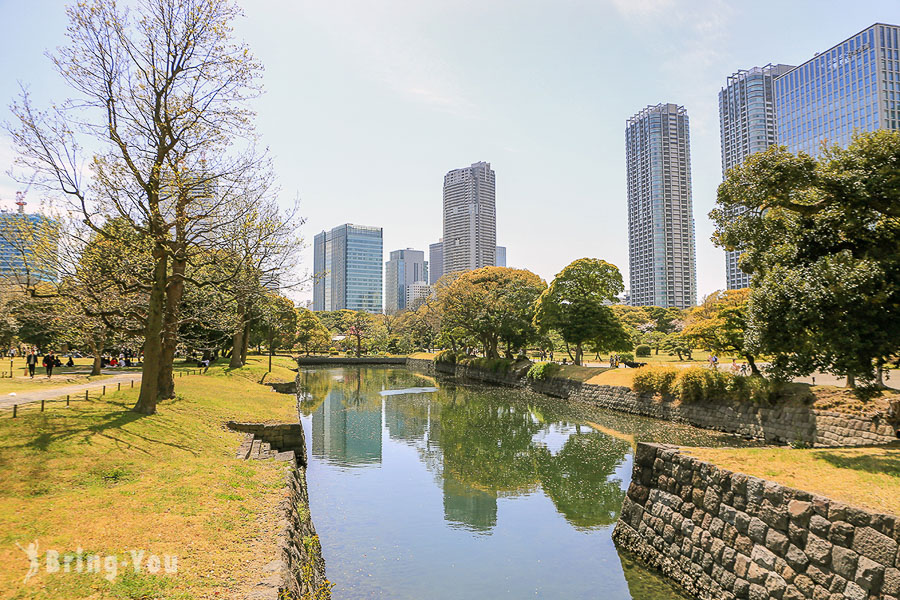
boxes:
[295,364,760,599]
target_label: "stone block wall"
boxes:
[226,422,306,461]
[613,443,900,600]
[279,461,330,599]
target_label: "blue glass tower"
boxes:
[313,223,383,313]
[0,212,57,283]
[775,23,900,156]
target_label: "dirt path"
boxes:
[0,372,143,410]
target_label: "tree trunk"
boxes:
[746,354,761,376]
[876,363,886,388]
[846,374,856,389]
[133,249,167,415]
[355,335,362,357]
[229,325,244,368]
[574,343,583,366]
[89,339,102,376]
[240,321,250,364]
[158,252,186,400]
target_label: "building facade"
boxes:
[625,103,697,309]
[495,246,506,268]
[405,281,433,310]
[313,224,383,313]
[719,64,794,289]
[429,240,443,285]
[384,248,427,314]
[0,212,58,283]
[442,162,496,277]
[775,23,900,156]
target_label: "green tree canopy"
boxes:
[711,130,900,387]
[533,259,630,365]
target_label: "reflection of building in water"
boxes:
[383,397,429,443]
[442,476,497,532]
[311,388,382,466]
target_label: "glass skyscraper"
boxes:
[313,223,383,313]
[719,64,794,290]
[775,23,900,156]
[0,212,58,283]
[442,162,496,276]
[625,103,697,309]
[384,248,427,314]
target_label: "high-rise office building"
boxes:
[429,240,443,285]
[405,281,433,309]
[625,103,697,309]
[495,246,506,268]
[384,248,427,314]
[776,23,900,156]
[442,162,496,276]
[719,64,794,290]
[313,224,383,313]
[0,211,58,283]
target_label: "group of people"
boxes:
[100,354,133,368]
[24,349,66,379]
[708,354,751,376]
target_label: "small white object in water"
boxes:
[379,387,438,397]
[8,392,15,396]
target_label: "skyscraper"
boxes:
[495,246,506,268]
[442,162,496,276]
[719,64,794,289]
[625,103,697,309]
[776,23,900,156]
[384,248,427,314]
[429,240,443,285]
[0,212,58,283]
[313,224,383,313]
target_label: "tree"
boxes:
[711,130,900,388]
[257,293,298,371]
[533,259,630,365]
[683,289,759,374]
[338,310,375,358]
[439,267,546,358]
[295,309,330,357]
[9,0,279,414]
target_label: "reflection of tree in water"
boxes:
[297,369,333,415]
[537,431,629,529]
[440,395,544,494]
[442,475,497,532]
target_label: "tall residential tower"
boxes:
[719,64,794,289]
[776,23,900,155]
[625,103,697,309]
[442,162,496,277]
[313,224,383,313]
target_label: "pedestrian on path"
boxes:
[26,350,37,378]
[43,351,55,378]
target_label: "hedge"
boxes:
[632,365,780,404]
[526,362,561,381]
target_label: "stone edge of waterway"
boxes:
[614,442,900,600]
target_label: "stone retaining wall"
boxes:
[297,356,407,366]
[402,359,897,448]
[226,422,306,456]
[613,443,900,600]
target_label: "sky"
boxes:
[0,0,897,304]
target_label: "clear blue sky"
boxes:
[0,0,897,304]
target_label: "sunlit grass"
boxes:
[0,354,298,598]
[687,444,900,516]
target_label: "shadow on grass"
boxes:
[817,447,900,476]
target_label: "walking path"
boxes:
[0,372,143,410]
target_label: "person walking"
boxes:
[26,350,37,378]
[43,351,55,379]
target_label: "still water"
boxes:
[297,367,749,599]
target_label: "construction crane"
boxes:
[14,174,36,214]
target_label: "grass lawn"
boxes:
[0,354,299,599]
[687,444,900,517]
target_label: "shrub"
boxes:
[434,349,459,365]
[632,366,678,395]
[527,362,561,381]
[328,347,338,356]
[635,345,652,357]
[673,367,711,403]
[618,352,635,363]
[460,357,516,374]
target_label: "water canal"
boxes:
[297,366,754,599]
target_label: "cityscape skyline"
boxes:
[1,2,897,306]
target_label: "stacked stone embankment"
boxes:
[614,443,900,600]
[402,358,898,447]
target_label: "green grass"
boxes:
[0,354,298,598]
[688,444,900,517]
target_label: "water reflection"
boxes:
[297,367,741,599]
[301,368,644,530]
